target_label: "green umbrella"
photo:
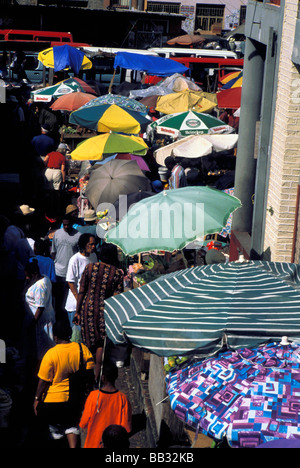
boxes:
[31,77,96,103]
[149,110,233,138]
[104,261,300,357]
[105,186,241,255]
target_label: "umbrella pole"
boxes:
[180,249,188,268]
[108,69,117,94]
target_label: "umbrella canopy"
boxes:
[69,103,150,134]
[38,44,92,74]
[115,153,150,172]
[104,190,155,223]
[31,77,96,103]
[80,94,147,113]
[104,261,300,356]
[154,135,213,166]
[70,133,148,161]
[217,87,242,110]
[50,92,96,111]
[105,186,241,255]
[221,71,243,90]
[166,340,300,448]
[155,90,217,115]
[154,134,238,166]
[114,52,189,77]
[167,34,206,46]
[150,111,234,138]
[85,159,152,209]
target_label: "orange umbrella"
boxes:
[50,92,96,112]
[167,34,205,46]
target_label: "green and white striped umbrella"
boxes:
[104,261,300,357]
[149,110,233,138]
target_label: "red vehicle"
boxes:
[145,57,243,91]
[0,29,89,47]
[171,56,244,92]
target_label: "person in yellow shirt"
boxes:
[34,320,95,448]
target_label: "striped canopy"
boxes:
[104,261,300,357]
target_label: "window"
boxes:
[195,4,225,31]
[147,2,181,14]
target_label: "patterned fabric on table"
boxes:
[166,342,300,448]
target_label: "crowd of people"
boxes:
[0,74,235,448]
[0,87,142,448]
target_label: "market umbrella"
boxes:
[115,153,150,172]
[105,186,241,255]
[166,340,300,448]
[217,87,242,110]
[38,44,92,74]
[154,134,238,166]
[104,261,300,357]
[50,92,96,111]
[167,34,206,46]
[149,111,234,138]
[221,70,243,90]
[85,159,152,209]
[80,94,147,113]
[31,77,96,103]
[70,133,148,161]
[69,103,150,134]
[155,90,217,115]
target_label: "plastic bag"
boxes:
[71,325,82,344]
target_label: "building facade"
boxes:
[230,0,300,264]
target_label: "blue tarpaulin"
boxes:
[53,45,85,74]
[114,52,189,77]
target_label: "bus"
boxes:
[148,47,237,60]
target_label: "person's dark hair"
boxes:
[164,156,176,170]
[99,243,119,267]
[102,425,130,449]
[102,360,118,385]
[53,320,72,341]
[34,238,50,257]
[25,257,40,277]
[78,233,95,253]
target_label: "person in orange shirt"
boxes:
[80,361,132,448]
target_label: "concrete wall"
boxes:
[264,0,300,262]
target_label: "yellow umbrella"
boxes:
[38,45,92,73]
[155,90,217,115]
[71,133,148,161]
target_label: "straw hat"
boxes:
[65,204,78,215]
[16,204,35,216]
[84,209,98,222]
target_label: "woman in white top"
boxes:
[65,234,97,326]
[25,258,56,361]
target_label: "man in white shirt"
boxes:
[65,234,97,326]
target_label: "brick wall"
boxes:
[264,0,300,262]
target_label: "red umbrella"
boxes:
[72,77,97,95]
[217,87,242,109]
[50,92,96,111]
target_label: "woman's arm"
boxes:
[33,378,51,415]
[34,306,45,322]
[68,282,78,301]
